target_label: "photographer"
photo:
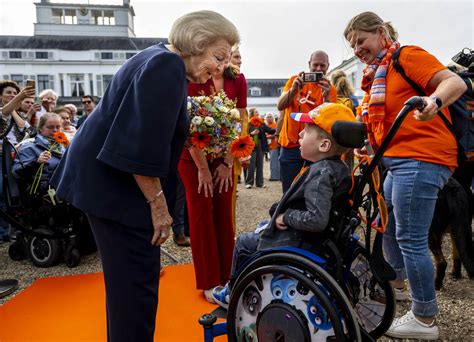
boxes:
[276,50,337,192]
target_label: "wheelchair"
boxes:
[199,97,427,341]
[2,138,96,268]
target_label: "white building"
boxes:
[0,0,164,103]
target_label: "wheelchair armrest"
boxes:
[331,121,366,149]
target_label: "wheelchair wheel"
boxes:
[231,252,361,341]
[227,264,347,342]
[27,228,61,267]
[8,240,27,261]
[65,246,81,268]
[347,243,395,339]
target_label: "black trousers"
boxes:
[87,214,161,342]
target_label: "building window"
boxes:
[35,51,48,59]
[11,75,23,87]
[250,87,262,97]
[9,51,22,59]
[64,9,77,24]
[96,74,113,97]
[101,52,113,60]
[126,52,136,59]
[37,75,50,92]
[92,9,116,25]
[277,87,284,95]
[70,74,85,97]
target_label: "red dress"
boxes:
[179,74,247,289]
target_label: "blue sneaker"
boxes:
[211,285,230,309]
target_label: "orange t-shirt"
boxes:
[266,121,278,150]
[278,75,337,148]
[382,46,457,170]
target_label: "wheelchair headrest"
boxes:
[331,121,366,149]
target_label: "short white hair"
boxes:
[169,10,240,56]
[38,89,58,100]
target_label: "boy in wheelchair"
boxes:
[210,103,356,308]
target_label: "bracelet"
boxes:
[146,190,163,203]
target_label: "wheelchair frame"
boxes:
[198,97,427,342]
[1,138,93,268]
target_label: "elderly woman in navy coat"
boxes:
[50,10,240,342]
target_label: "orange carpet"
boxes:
[0,264,227,341]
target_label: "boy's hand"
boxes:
[275,214,288,230]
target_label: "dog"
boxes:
[429,177,474,290]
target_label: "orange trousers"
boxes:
[178,156,235,290]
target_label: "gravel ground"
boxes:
[1,161,473,340]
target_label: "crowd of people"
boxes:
[0,9,471,342]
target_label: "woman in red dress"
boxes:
[179,57,247,301]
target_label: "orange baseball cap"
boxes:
[291,103,356,134]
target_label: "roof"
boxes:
[0,35,167,51]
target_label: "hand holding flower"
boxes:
[37,151,51,164]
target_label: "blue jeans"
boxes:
[269,148,280,181]
[382,157,451,317]
[279,146,306,193]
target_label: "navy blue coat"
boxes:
[51,43,189,228]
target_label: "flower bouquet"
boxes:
[30,131,69,195]
[187,91,254,160]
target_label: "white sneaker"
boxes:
[203,289,216,304]
[394,286,410,301]
[245,184,252,189]
[385,310,439,340]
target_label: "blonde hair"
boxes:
[169,10,240,57]
[344,11,398,42]
[331,70,355,98]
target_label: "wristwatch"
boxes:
[431,96,443,110]
[222,161,233,169]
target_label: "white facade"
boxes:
[1,48,137,97]
[34,0,136,37]
[0,0,155,100]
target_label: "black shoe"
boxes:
[173,233,191,247]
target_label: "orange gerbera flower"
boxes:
[189,132,212,149]
[53,131,70,147]
[249,116,264,127]
[230,136,255,158]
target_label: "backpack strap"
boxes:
[392,46,458,141]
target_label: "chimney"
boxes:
[123,0,130,6]
[41,0,51,3]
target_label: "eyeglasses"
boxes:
[82,101,92,104]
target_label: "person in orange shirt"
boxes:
[265,112,280,181]
[276,51,337,192]
[344,11,466,340]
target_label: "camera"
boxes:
[451,48,473,70]
[303,72,323,83]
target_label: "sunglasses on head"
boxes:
[82,101,92,104]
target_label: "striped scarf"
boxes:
[360,40,400,148]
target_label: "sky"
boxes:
[0,0,472,78]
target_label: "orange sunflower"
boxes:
[189,132,212,149]
[53,131,70,147]
[230,136,255,158]
[249,116,264,127]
